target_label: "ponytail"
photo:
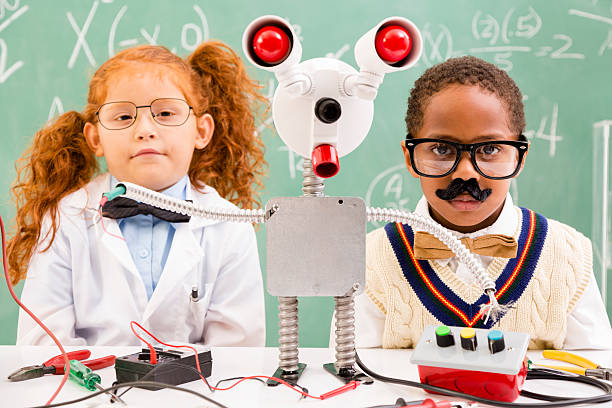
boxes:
[7,41,268,283]
[7,111,98,284]
[186,40,268,209]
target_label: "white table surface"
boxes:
[1,346,611,408]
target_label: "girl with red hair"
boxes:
[9,42,267,346]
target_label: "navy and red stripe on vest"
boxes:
[384,207,547,329]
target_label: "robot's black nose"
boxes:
[315,98,342,124]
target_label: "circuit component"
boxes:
[115,347,212,390]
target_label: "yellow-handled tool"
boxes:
[538,350,612,380]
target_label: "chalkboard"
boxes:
[1,0,611,347]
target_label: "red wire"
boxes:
[0,213,70,405]
[97,198,125,241]
[210,375,323,399]
[129,321,158,364]
[128,321,359,400]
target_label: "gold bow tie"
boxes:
[413,231,518,260]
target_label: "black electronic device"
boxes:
[115,347,212,390]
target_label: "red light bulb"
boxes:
[375,25,412,64]
[252,25,291,64]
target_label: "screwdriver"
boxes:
[69,360,125,405]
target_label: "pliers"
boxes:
[8,350,116,381]
[536,350,612,381]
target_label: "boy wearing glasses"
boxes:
[355,56,611,350]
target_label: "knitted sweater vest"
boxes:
[365,207,592,349]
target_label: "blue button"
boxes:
[139,248,150,258]
[488,330,503,341]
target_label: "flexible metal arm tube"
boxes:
[365,207,494,292]
[117,182,503,322]
[365,207,505,323]
[118,182,266,224]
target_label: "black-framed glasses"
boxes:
[404,134,529,180]
[95,98,193,130]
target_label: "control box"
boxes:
[410,325,529,402]
[115,347,212,390]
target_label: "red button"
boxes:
[252,26,291,64]
[375,25,412,63]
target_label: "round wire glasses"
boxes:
[404,135,529,180]
[95,98,193,130]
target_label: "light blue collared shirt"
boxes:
[110,175,189,300]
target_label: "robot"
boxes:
[240,15,423,384]
[114,14,502,386]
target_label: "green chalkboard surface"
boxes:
[1,0,611,346]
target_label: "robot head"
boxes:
[243,16,422,178]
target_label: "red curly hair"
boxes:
[7,42,268,284]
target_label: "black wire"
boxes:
[355,351,612,407]
[213,376,267,388]
[26,380,228,408]
[114,361,306,401]
[521,369,612,402]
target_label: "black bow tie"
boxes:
[101,197,191,223]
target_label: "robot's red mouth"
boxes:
[312,144,339,178]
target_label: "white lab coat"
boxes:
[17,173,265,346]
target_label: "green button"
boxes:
[435,325,451,337]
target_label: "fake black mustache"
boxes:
[435,178,492,202]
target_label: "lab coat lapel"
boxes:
[95,208,150,309]
[84,175,140,279]
[79,174,148,309]
[142,222,204,322]
[97,220,141,277]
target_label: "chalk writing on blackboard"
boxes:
[420,23,455,67]
[67,1,98,68]
[366,164,414,226]
[469,7,584,70]
[524,102,562,157]
[67,1,210,69]
[569,9,612,56]
[180,6,209,52]
[472,7,541,45]
[0,0,28,83]
[48,97,64,121]
[112,4,208,55]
